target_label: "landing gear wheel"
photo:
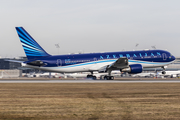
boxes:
[104,76,114,80]
[110,76,114,80]
[87,75,96,80]
[87,75,92,78]
[93,76,96,80]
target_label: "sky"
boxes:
[0,0,180,58]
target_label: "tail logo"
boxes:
[16,27,50,60]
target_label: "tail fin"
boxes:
[15,27,50,60]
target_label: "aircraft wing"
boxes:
[110,57,129,69]
[98,57,129,72]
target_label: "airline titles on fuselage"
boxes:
[64,52,167,65]
[99,52,161,59]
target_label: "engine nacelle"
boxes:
[121,64,143,73]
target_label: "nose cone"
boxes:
[171,56,176,61]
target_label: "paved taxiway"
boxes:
[0,79,180,83]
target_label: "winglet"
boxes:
[15,27,50,60]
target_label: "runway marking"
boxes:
[1,79,180,83]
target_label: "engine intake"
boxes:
[121,64,143,73]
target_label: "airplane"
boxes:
[22,72,63,78]
[15,27,176,80]
[157,70,180,78]
[35,72,64,78]
[132,72,156,78]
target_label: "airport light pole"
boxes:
[135,44,139,47]
[151,46,156,49]
[134,43,139,50]
[55,43,60,55]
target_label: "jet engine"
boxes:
[121,64,143,73]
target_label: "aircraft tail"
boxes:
[15,27,50,60]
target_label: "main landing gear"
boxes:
[103,75,114,80]
[87,70,115,80]
[87,74,97,80]
[102,69,114,80]
[87,71,97,80]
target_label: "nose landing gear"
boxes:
[162,66,167,74]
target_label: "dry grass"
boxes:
[0,83,180,120]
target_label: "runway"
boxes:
[1,79,180,83]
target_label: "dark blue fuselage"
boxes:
[24,49,175,68]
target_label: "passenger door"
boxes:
[162,53,167,60]
[57,59,62,67]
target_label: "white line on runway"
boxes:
[1,79,180,83]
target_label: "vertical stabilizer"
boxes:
[15,27,50,60]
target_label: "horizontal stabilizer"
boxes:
[5,59,24,63]
[27,60,47,67]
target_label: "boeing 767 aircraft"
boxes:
[15,27,175,80]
